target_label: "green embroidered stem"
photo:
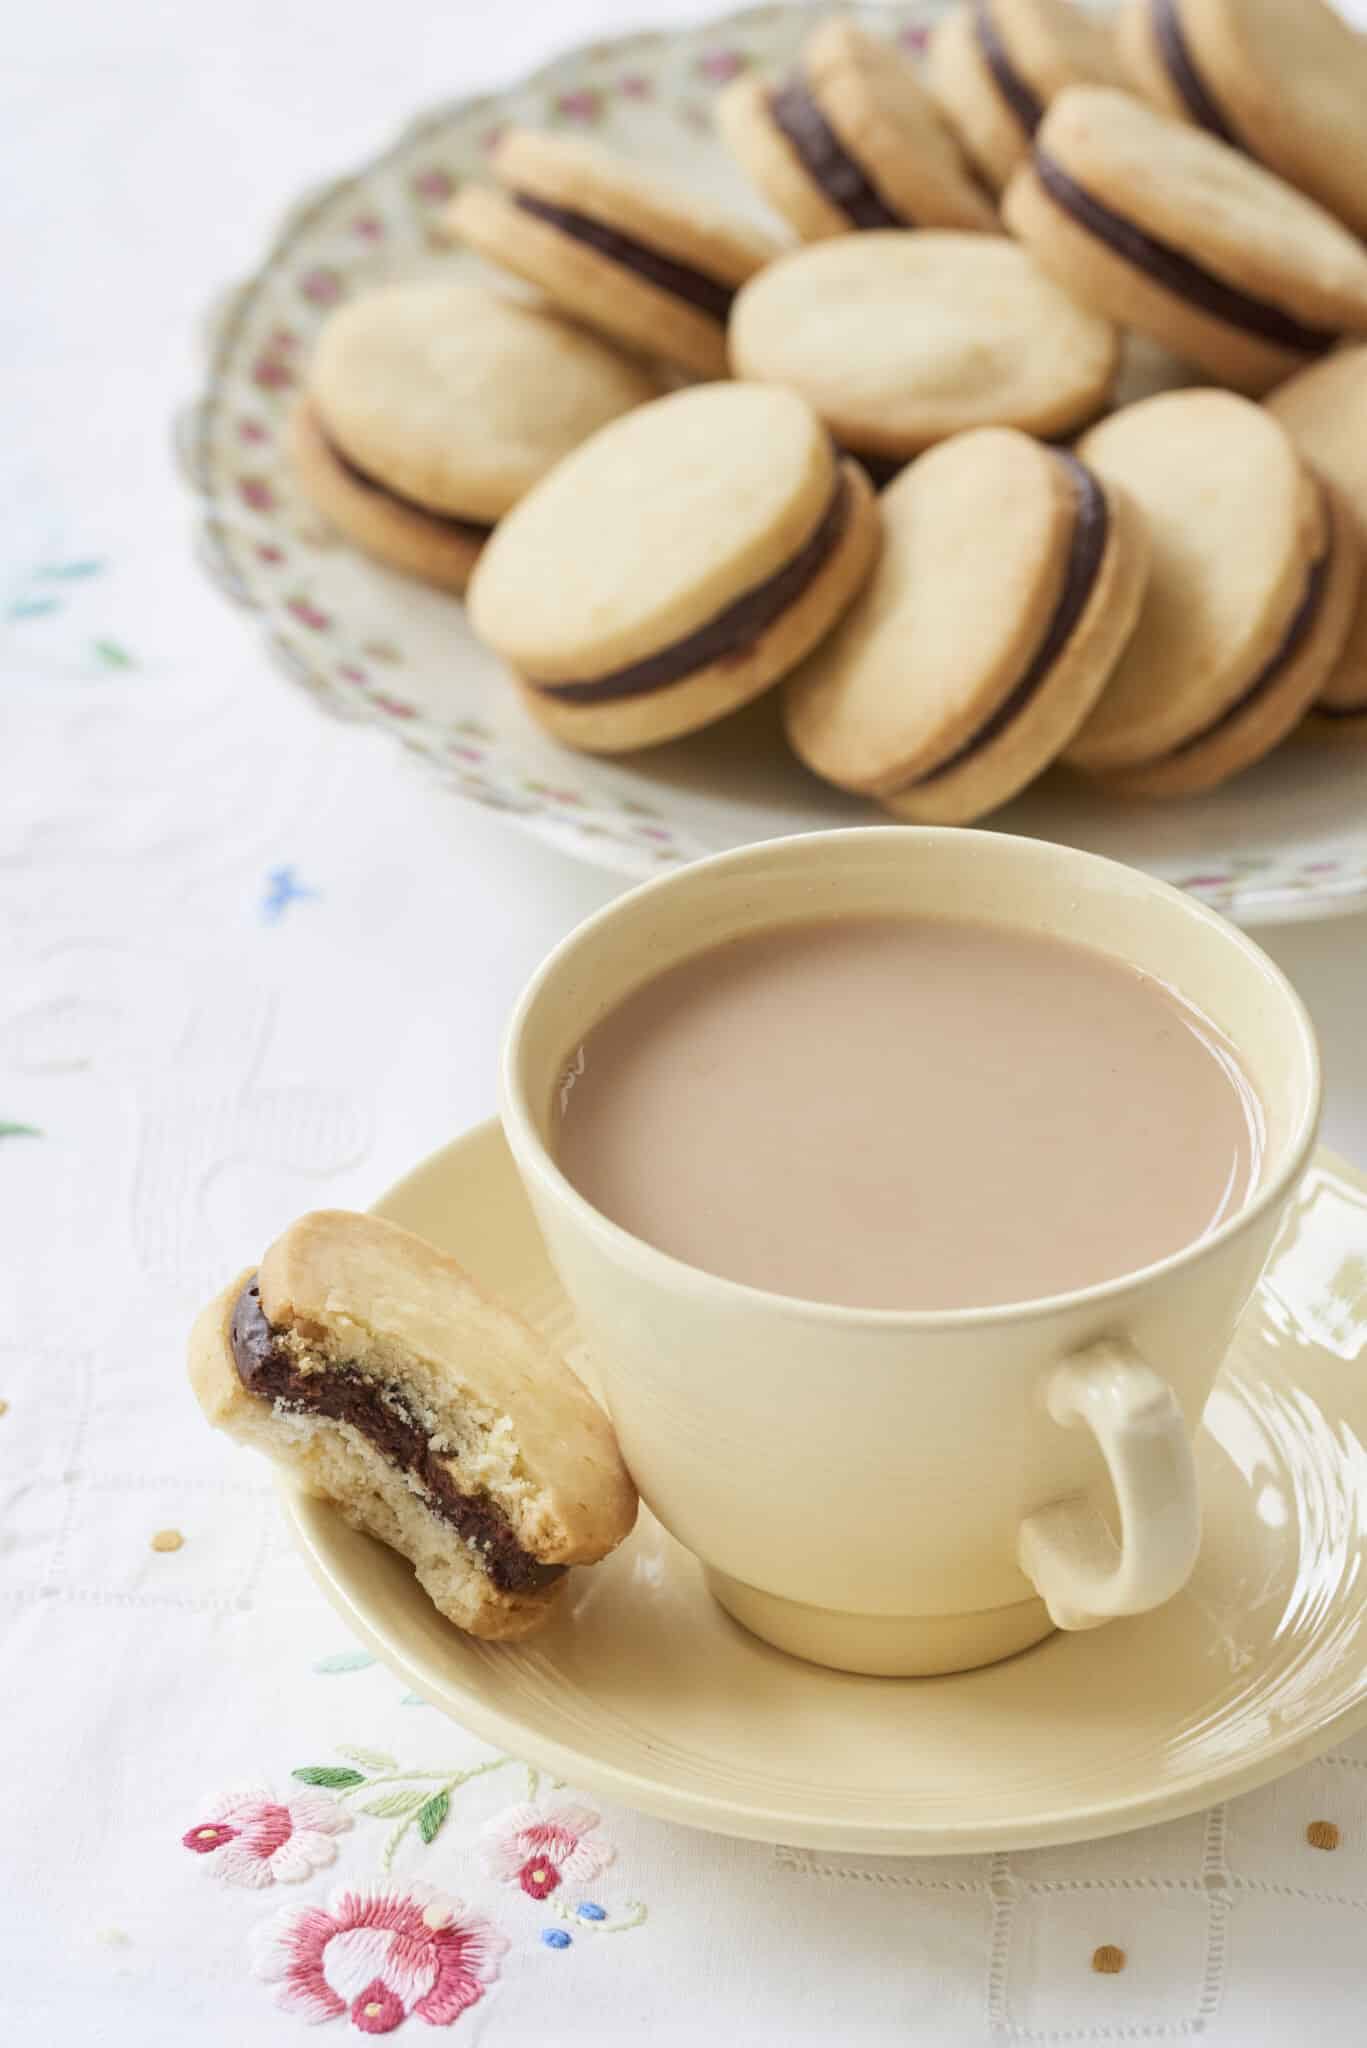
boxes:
[294,1750,524,1868]
[550,1899,648,1936]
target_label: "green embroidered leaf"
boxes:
[417,1791,450,1844]
[42,559,104,579]
[292,1766,365,1789]
[92,638,134,668]
[338,1746,396,1772]
[313,1649,375,1674]
[357,1787,430,1820]
[0,1123,41,1140]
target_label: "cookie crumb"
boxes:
[1091,1945,1126,1975]
[150,1528,184,1553]
[1307,1819,1341,1851]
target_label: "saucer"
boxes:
[283,1122,1367,1855]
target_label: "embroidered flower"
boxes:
[252,1882,506,2031]
[183,1781,351,1888]
[480,1803,614,1900]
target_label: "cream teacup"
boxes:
[500,829,1319,1676]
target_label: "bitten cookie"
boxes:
[1119,0,1367,242]
[446,131,777,378]
[467,381,880,754]
[1267,347,1367,733]
[1067,389,1361,796]
[729,231,1117,461]
[1003,88,1367,396]
[783,427,1149,824]
[188,1210,638,1641]
[927,0,1122,192]
[716,17,998,242]
[289,280,658,593]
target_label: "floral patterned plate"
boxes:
[177,0,1367,927]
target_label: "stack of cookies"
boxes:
[287,0,1367,821]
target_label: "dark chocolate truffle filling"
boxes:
[229,1279,563,1595]
[769,79,908,229]
[1313,699,1367,718]
[1164,504,1333,758]
[1032,151,1338,358]
[533,469,852,705]
[512,192,735,324]
[1150,0,1244,151]
[323,424,492,541]
[909,453,1108,786]
[973,4,1045,137]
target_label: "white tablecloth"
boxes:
[6,3,1367,2041]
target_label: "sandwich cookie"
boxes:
[1267,347,1367,731]
[447,131,777,378]
[290,280,657,592]
[468,382,879,754]
[1067,390,1360,797]
[729,231,1117,462]
[1119,0,1367,242]
[927,0,1122,192]
[783,427,1149,824]
[188,1211,638,1641]
[716,18,998,242]
[1004,88,1367,397]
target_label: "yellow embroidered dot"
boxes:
[150,1528,185,1553]
[0,1399,9,1418]
[1307,1820,1341,1851]
[1092,1945,1127,1975]
[364,2004,382,2019]
[197,1828,219,1841]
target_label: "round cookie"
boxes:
[729,231,1117,461]
[783,427,1150,825]
[1266,347,1367,731]
[467,382,880,755]
[1067,389,1361,797]
[1004,88,1367,397]
[446,132,777,379]
[1119,0,1367,243]
[927,0,1122,192]
[716,17,998,243]
[291,279,658,592]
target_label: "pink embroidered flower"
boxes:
[697,47,745,82]
[182,1781,351,1888]
[480,1802,614,1900]
[555,88,602,122]
[412,167,455,203]
[253,1882,506,2032]
[238,476,275,511]
[300,266,343,306]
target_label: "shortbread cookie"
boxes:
[784,427,1149,823]
[717,17,997,241]
[1067,389,1360,795]
[928,0,1121,191]
[1267,347,1367,729]
[290,279,657,592]
[1119,0,1367,241]
[446,131,777,377]
[468,381,880,754]
[1004,88,1367,396]
[729,231,1117,460]
[189,1210,638,1641]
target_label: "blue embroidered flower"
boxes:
[541,1928,572,1950]
[260,866,320,923]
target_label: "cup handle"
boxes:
[1016,1338,1200,1632]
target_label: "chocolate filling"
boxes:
[1033,151,1338,358]
[973,4,1045,137]
[324,426,492,541]
[534,469,852,705]
[909,454,1108,786]
[1150,0,1244,151]
[1165,501,1334,758]
[1313,699,1367,718]
[512,191,734,324]
[769,79,908,229]
[229,1279,563,1595]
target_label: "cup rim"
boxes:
[500,827,1322,1331]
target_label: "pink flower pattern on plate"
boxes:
[182,1780,351,1888]
[480,1802,614,1900]
[252,1881,506,2032]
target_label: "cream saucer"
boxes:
[283,1123,1367,1856]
